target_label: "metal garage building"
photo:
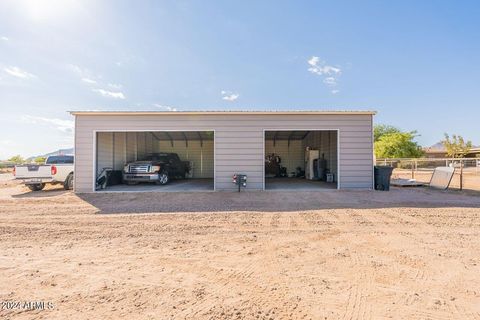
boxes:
[71,111,375,192]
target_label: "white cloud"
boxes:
[221,90,239,102]
[69,64,126,98]
[81,78,97,84]
[223,94,239,101]
[92,88,126,99]
[307,56,341,76]
[4,66,36,79]
[1,36,8,41]
[153,104,177,112]
[68,64,84,76]
[21,115,74,134]
[323,77,337,86]
[69,65,98,84]
[307,56,342,94]
[307,56,320,67]
[108,83,122,89]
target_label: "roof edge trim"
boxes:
[69,110,377,116]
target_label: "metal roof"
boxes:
[152,131,213,141]
[69,110,376,115]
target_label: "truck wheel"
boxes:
[64,173,74,190]
[156,172,169,185]
[28,183,45,191]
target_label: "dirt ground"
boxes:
[1,175,480,320]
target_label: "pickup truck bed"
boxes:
[14,164,52,181]
[14,155,74,191]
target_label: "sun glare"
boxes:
[22,0,81,21]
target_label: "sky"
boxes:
[0,0,479,159]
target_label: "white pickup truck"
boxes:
[14,155,74,191]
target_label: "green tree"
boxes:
[34,156,46,164]
[442,133,472,158]
[8,155,25,164]
[375,131,424,158]
[374,124,401,142]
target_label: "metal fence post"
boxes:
[411,160,414,179]
[414,159,417,179]
[460,159,463,191]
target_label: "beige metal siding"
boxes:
[74,114,373,192]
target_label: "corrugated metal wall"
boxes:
[75,113,373,192]
[303,131,338,180]
[113,132,126,170]
[264,140,304,174]
[96,132,113,175]
[136,132,146,160]
[157,140,214,178]
[126,132,136,162]
[145,132,154,155]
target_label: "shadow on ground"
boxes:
[77,187,480,214]
[12,187,70,198]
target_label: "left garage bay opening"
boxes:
[94,131,215,192]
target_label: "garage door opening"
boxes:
[264,130,338,190]
[95,131,214,192]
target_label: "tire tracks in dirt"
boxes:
[341,251,374,320]
[355,207,474,320]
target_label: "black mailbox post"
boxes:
[232,174,247,192]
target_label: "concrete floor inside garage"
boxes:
[98,178,214,192]
[265,178,337,190]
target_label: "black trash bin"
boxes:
[374,166,394,191]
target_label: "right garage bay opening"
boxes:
[264,130,338,190]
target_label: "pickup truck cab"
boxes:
[14,155,74,191]
[122,153,189,185]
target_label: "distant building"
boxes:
[423,142,447,158]
[423,143,480,158]
[467,147,480,158]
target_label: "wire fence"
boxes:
[375,157,480,191]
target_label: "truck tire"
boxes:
[28,183,45,191]
[156,172,169,185]
[64,173,74,190]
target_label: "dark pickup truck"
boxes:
[122,153,190,185]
